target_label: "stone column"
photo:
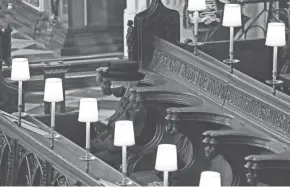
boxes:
[123,0,149,57]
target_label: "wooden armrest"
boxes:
[245,150,290,163]
[203,129,286,154]
[245,150,290,186]
[130,85,203,106]
[166,107,235,124]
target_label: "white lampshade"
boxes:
[7,3,13,9]
[43,78,64,102]
[199,171,221,187]
[266,22,286,47]
[188,0,207,11]
[114,120,135,146]
[78,98,99,122]
[155,144,178,172]
[222,4,242,27]
[11,58,30,81]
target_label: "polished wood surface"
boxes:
[121,0,290,185]
[0,111,140,186]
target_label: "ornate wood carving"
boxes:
[127,1,290,185]
[149,37,290,144]
[127,20,135,61]
[133,0,180,69]
[0,132,83,186]
[245,150,290,186]
[202,129,287,186]
[126,82,250,185]
[0,111,134,186]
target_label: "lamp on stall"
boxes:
[222,4,242,74]
[78,98,98,173]
[265,22,286,95]
[155,144,178,187]
[114,120,135,186]
[199,171,221,187]
[7,0,14,10]
[43,78,63,149]
[187,0,207,55]
[11,58,30,127]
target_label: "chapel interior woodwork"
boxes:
[125,0,290,185]
[1,0,290,186]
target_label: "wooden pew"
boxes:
[0,110,141,186]
[202,129,287,186]
[120,0,290,185]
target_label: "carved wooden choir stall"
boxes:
[1,0,290,186]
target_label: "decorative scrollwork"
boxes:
[148,181,164,186]
[245,160,258,186]
[165,111,178,134]
[51,167,81,186]
[246,169,258,186]
[101,78,112,95]
[165,120,177,134]
[204,144,216,160]
[0,132,7,159]
[126,20,135,60]
[203,136,217,160]
[96,69,104,83]
[6,139,16,186]
[41,161,50,186]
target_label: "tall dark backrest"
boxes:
[0,25,19,113]
[0,25,12,68]
[133,0,180,69]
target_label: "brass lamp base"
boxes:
[223,59,240,74]
[12,112,28,117]
[116,177,133,186]
[44,133,60,139]
[79,150,96,173]
[266,79,283,85]
[266,79,283,95]
[79,154,96,161]
[223,59,240,64]
[188,41,204,56]
[188,41,204,47]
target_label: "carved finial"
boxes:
[100,78,112,95]
[129,88,137,101]
[127,20,133,27]
[203,134,217,160]
[126,20,134,60]
[165,110,178,134]
[245,160,258,185]
[136,92,144,103]
[165,109,172,120]
[96,69,103,83]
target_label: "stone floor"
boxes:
[25,85,120,121]
[0,13,58,62]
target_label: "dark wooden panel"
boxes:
[133,0,180,69]
[0,111,141,186]
[200,39,273,82]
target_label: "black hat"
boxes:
[102,60,145,81]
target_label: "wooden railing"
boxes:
[0,110,140,186]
